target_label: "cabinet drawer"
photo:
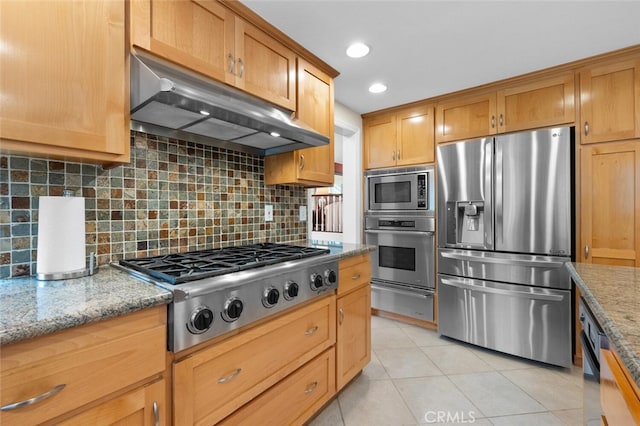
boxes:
[0,307,166,425]
[339,254,371,295]
[173,296,336,425]
[219,348,335,426]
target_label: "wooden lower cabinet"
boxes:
[172,296,336,425]
[57,379,166,426]
[600,347,640,425]
[580,140,640,266]
[0,307,167,425]
[219,348,335,425]
[336,254,372,391]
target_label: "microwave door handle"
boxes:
[440,277,564,302]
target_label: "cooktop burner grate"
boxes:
[119,243,330,284]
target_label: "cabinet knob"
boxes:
[584,121,589,136]
[0,384,66,411]
[339,308,344,325]
[237,58,244,78]
[217,368,242,384]
[499,114,504,127]
[153,401,160,426]
[491,115,496,128]
[299,154,305,170]
[392,151,396,161]
[397,150,401,160]
[585,245,589,259]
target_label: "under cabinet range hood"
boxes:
[130,53,329,156]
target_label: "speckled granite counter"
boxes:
[567,262,640,388]
[0,266,172,346]
[308,241,376,260]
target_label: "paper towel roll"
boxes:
[37,196,86,275]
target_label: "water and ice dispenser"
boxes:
[444,201,486,247]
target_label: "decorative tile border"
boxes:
[0,132,308,279]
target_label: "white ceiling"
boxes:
[244,1,640,115]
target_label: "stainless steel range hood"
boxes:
[130,53,329,156]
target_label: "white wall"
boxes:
[309,102,363,244]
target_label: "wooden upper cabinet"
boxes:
[580,59,640,144]
[0,0,129,166]
[435,93,497,143]
[581,141,640,266]
[397,106,435,166]
[132,0,235,85]
[130,0,296,111]
[264,58,334,186]
[497,73,575,133]
[363,104,434,170]
[363,113,397,169]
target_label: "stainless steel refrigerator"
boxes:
[436,126,573,367]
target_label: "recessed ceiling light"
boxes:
[346,42,370,58]
[270,132,281,138]
[199,110,210,116]
[368,83,388,94]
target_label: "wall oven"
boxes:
[365,166,435,322]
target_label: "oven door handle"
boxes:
[364,229,434,237]
[440,277,564,302]
[371,284,433,298]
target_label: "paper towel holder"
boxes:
[36,189,100,280]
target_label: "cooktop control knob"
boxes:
[310,273,324,291]
[187,306,214,334]
[324,269,337,286]
[262,287,280,308]
[222,298,243,322]
[284,281,299,300]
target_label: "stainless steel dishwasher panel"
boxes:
[438,274,572,367]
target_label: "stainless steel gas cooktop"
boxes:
[116,243,338,352]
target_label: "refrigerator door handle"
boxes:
[483,138,494,248]
[439,250,566,268]
[440,277,564,302]
[495,139,503,247]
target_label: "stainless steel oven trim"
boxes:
[365,229,434,237]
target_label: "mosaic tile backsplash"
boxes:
[0,132,308,279]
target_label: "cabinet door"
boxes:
[234,18,296,111]
[363,114,397,169]
[397,105,435,166]
[295,58,335,184]
[600,348,640,425]
[580,59,640,144]
[57,379,166,426]
[581,141,640,266]
[336,284,371,391]
[435,93,497,143]
[497,73,575,133]
[131,0,235,85]
[0,0,129,165]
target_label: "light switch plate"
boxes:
[299,205,307,221]
[265,204,273,221]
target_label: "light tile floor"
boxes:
[309,315,583,426]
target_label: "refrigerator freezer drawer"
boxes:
[437,274,572,367]
[371,283,434,322]
[438,248,571,290]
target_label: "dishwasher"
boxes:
[578,297,606,425]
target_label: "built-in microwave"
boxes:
[365,165,434,212]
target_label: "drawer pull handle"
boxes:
[351,273,361,280]
[339,308,344,325]
[153,401,159,426]
[217,368,242,384]
[304,381,318,394]
[304,325,319,335]
[0,383,66,411]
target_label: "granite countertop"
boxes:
[0,242,373,347]
[0,267,172,346]
[567,262,640,388]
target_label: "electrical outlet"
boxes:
[265,205,273,221]
[299,205,307,221]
